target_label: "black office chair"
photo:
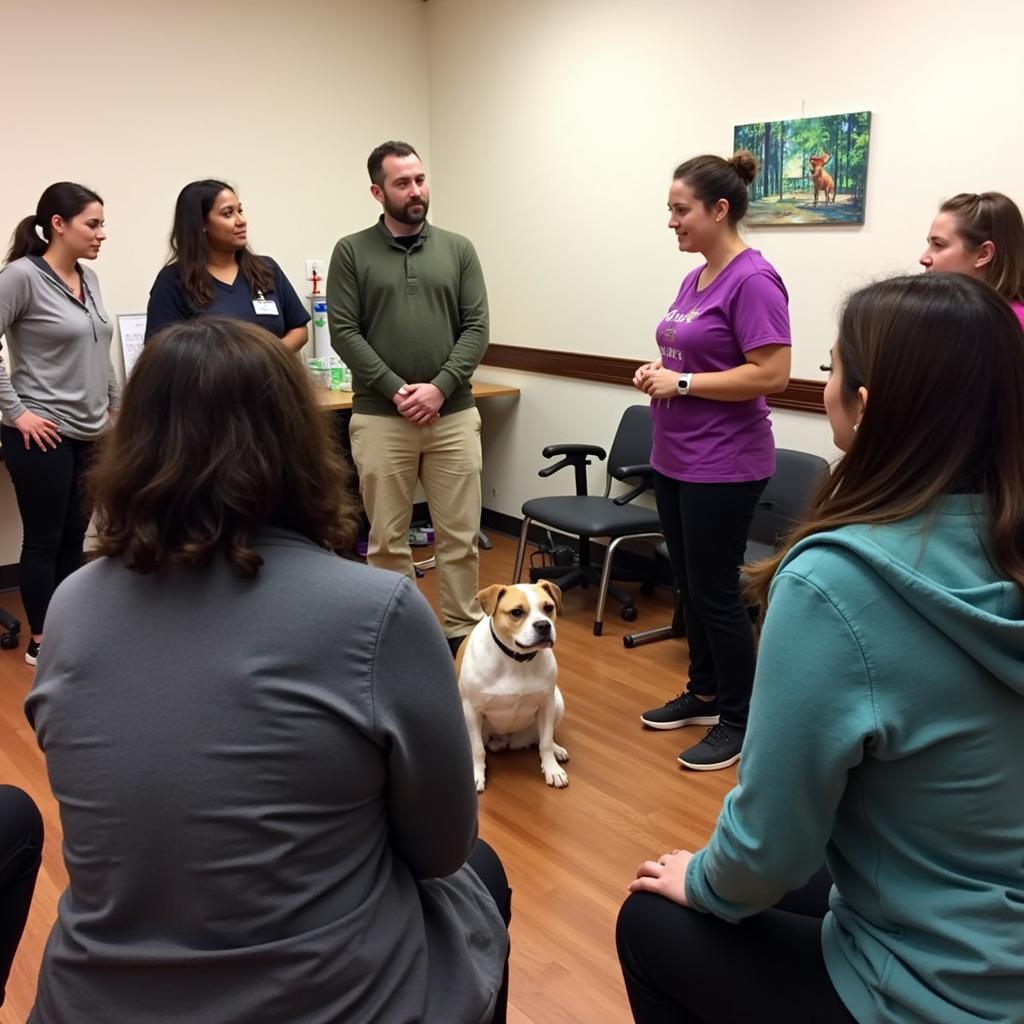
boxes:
[512,405,664,636]
[622,448,830,648]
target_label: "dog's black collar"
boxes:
[489,619,539,662]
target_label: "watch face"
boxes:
[677,375,688,393]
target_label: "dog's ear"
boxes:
[538,580,562,615]
[477,584,507,617]
[822,152,831,164]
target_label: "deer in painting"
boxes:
[809,153,836,206]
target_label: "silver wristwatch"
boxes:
[676,372,694,396]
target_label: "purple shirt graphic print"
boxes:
[649,248,791,483]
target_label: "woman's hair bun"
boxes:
[729,150,759,185]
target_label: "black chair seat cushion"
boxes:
[522,495,661,538]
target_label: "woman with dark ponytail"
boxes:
[144,179,309,350]
[0,182,119,665]
[633,151,792,771]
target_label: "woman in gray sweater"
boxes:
[25,318,510,1023]
[0,182,120,665]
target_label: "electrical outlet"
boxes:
[304,259,327,280]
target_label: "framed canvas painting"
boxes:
[733,111,871,225]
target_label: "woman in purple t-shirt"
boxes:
[919,191,1024,328]
[633,151,791,771]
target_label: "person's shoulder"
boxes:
[426,224,476,250]
[79,262,102,287]
[0,257,36,284]
[259,532,409,604]
[151,263,182,287]
[255,254,286,281]
[775,523,894,595]
[729,250,788,299]
[47,556,119,611]
[338,224,384,247]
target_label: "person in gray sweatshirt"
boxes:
[26,317,510,1024]
[0,182,120,665]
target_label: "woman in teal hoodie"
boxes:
[617,273,1024,1024]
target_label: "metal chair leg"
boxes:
[593,535,625,635]
[512,518,532,583]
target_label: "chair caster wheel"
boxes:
[620,605,638,622]
[593,621,603,636]
[0,633,18,650]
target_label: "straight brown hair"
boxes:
[940,192,1024,304]
[168,179,274,311]
[746,273,1024,607]
[89,318,358,576]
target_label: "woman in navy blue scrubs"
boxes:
[145,179,309,350]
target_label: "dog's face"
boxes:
[477,582,561,653]
[809,154,830,175]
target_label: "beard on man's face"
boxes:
[384,194,429,226]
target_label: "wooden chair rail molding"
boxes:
[481,344,826,415]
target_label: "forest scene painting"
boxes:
[733,111,871,225]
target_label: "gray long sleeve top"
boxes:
[0,256,119,439]
[25,530,506,1023]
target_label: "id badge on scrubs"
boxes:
[253,298,279,315]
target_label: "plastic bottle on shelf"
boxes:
[327,354,352,391]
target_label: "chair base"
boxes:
[528,564,638,630]
[513,518,662,636]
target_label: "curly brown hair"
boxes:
[89,318,358,576]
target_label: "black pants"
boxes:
[616,868,858,1023]
[467,838,511,1024]
[0,786,44,1008]
[1,425,95,635]
[653,473,767,728]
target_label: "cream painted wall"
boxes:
[427,0,1023,517]
[1,0,430,566]
[4,0,1023,566]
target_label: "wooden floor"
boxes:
[0,534,735,1024]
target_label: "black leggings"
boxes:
[1,425,95,636]
[0,786,44,1008]
[468,838,511,1024]
[616,868,858,1023]
[653,473,767,728]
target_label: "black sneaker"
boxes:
[677,722,744,771]
[25,640,40,667]
[640,692,720,730]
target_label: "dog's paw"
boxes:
[486,734,509,753]
[474,770,486,793]
[542,763,569,788]
[553,743,570,763]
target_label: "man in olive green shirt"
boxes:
[327,141,489,652]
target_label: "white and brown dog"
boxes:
[457,581,569,792]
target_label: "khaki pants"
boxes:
[349,407,483,638]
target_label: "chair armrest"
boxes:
[538,444,606,496]
[612,462,654,506]
[541,443,607,461]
